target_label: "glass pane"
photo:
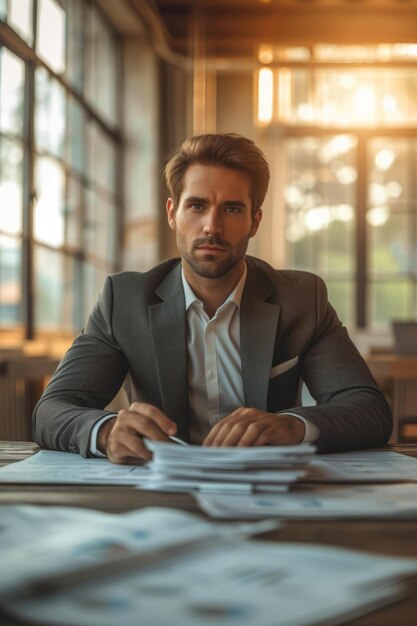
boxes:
[278,67,417,127]
[66,95,84,174]
[368,138,413,210]
[284,135,356,277]
[370,281,412,327]
[37,0,66,74]
[85,6,117,126]
[87,122,116,193]
[9,0,33,45]
[66,176,82,249]
[34,246,74,330]
[84,190,116,264]
[34,157,65,247]
[368,213,412,275]
[0,235,21,325]
[66,0,83,90]
[0,137,23,235]
[35,67,66,159]
[0,47,25,135]
[83,262,106,323]
[325,280,354,328]
[0,0,6,20]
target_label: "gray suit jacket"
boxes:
[33,256,392,456]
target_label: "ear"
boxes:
[249,209,262,238]
[166,198,176,230]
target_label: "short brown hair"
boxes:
[164,133,270,215]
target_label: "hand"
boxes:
[202,408,305,447]
[98,402,177,464]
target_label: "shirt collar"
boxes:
[181,262,247,312]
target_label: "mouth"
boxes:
[196,245,226,252]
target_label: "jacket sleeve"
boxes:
[32,276,129,457]
[292,277,392,452]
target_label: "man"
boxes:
[33,133,392,463]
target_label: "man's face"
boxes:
[166,164,262,279]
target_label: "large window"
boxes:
[0,0,121,335]
[258,45,417,330]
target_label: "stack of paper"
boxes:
[1,505,417,626]
[144,441,316,493]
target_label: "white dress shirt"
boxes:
[89,263,318,455]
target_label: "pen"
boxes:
[168,435,188,446]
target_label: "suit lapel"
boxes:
[240,261,281,410]
[149,264,189,439]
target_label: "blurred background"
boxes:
[1,0,417,441]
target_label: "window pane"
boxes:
[34,246,74,330]
[66,95,84,174]
[0,137,23,235]
[0,235,21,325]
[66,0,83,90]
[284,135,356,276]
[83,262,106,323]
[0,47,25,136]
[368,138,413,210]
[66,176,82,250]
[34,157,65,247]
[326,280,354,328]
[0,0,6,20]
[370,281,412,327]
[84,190,116,264]
[85,6,117,126]
[37,0,66,74]
[277,68,417,127]
[35,67,66,159]
[368,213,412,275]
[87,122,116,193]
[9,0,33,45]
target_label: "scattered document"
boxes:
[0,506,276,600]
[306,450,417,483]
[0,450,151,485]
[197,483,417,519]
[1,505,417,626]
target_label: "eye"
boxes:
[224,205,242,214]
[190,202,205,211]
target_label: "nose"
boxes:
[203,208,222,236]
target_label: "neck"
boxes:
[183,260,245,318]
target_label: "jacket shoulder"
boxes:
[246,256,325,289]
[107,258,181,291]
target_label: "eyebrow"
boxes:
[183,196,248,208]
[183,196,208,205]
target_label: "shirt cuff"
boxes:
[89,413,117,457]
[276,412,320,443]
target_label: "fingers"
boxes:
[202,410,305,447]
[106,402,177,464]
[203,408,267,447]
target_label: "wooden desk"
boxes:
[1,441,417,626]
[366,353,417,443]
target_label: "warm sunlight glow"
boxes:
[257,67,273,125]
[304,206,331,232]
[0,183,21,234]
[375,148,396,171]
[354,86,376,122]
[34,157,65,247]
[258,44,273,64]
[367,206,390,227]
